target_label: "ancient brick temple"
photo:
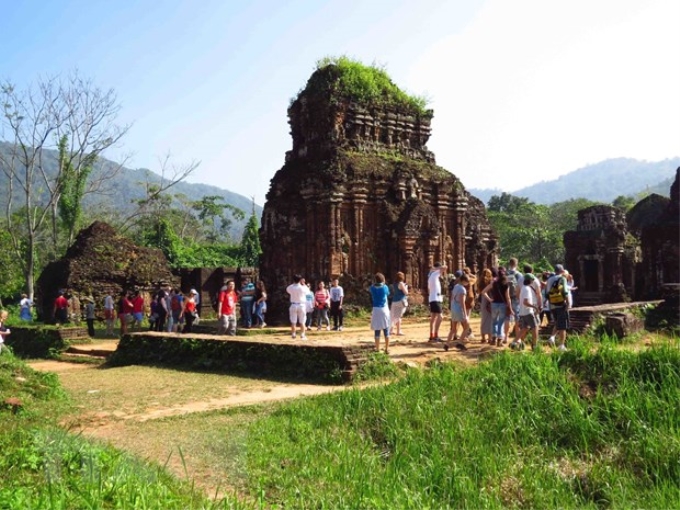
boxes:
[629,167,679,299]
[259,63,497,319]
[563,205,638,305]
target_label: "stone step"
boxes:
[65,345,114,358]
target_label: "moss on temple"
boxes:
[295,56,430,115]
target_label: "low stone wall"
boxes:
[108,332,374,383]
[5,326,91,358]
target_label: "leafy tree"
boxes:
[487,194,596,266]
[0,72,128,297]
[192,195,245,243]
[239,210,262,267]
[56,135,98,249]
[612,195,637,212]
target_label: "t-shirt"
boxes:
[315,289,329,309]
[519,285,537,316]
[241,283,255,300]
[286,283,308,305]
[219,290,237,316]
[132,295,144,314]
[55,295,68,310]
[451,283,467,312]
[428,268,443,303]
[370,284,389,308]
[104,295,114,310]
[329,285,344,302]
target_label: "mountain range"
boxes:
[469,157,680,205]
[0,141,261,240]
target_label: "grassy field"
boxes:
[1,331,678,508]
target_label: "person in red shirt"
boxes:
[117,291,134,335]
[53,290,69,324]
[217,281,237,336]
[131,290,145,331]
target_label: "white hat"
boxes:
[190,289,198,295]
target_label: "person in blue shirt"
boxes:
[369,272,391,353]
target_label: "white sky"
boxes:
[2,0,679,205]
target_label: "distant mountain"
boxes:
[0,141,261,240]
[469,157,680,206]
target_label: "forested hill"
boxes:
[470,157,680,205]
[0,141,261,239]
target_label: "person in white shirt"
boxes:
[286,274,308,340]
[427,262,447,342]
[516,273,540,350]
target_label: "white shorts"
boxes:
[289,303,306,325]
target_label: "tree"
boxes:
[0,72,129,298]
[239,202,262,267]
[612,195,637,212]
[192,195,245,243]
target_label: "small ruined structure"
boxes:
[563,205,637,305]
[36,221,177,320]
[564,167,679,307]
[632,167,679,300]
[260,59,497,318]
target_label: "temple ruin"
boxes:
[564,167,679,306]
[259,60,497,318]
[35,221,177,321]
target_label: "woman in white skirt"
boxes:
[369,273,391,353]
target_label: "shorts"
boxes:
[450,306,467,323]
[429,301,443,314]
[551,306,569,331]
[519,313,538,330]
[133,312,144,323]
[104,309,114,320]
[289,303,306,325]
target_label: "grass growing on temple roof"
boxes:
[299,55,430,114]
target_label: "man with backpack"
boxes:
[545,264,570,351]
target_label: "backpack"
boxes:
[506,270,519,301]
[548,276,566,306]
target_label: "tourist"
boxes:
[254,280,268,328]
[181,289,199,333]
[539,271,552,327]
[477,269,493,343]
[446,270,463,340]
[84,296,96,337]
[19,293,33,321]
[118,290,133,335]
[329,278,344,331]
[446,273,470,349]
[131,289,145,331]
[154,289,168,332]
[169,288,184,333]
[427,262,447,342]
[389,272,408,336]
[217,281,238,336]
[463,267,477,339]
[369,272,391,353]
[515,273,540,350]
[302,279,315,329]
[505,257,524,341]
[164,285,174,332]
[287,274,308,340]
[53,290,69,325]
[0,310,10,352]
[481,268,513,346]
[239,277,256,328]
[103,292,115,335]
[564,270,577,308]
[68,292,81,325]
[546,264,570,351]
[314,281,331,331]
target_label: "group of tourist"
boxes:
[215,279,268,336]
[426,258,574,352]
[285,272,408,353]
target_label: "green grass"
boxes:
[242,337,680,508]
[2,335,679,508]
[300,55,430,115]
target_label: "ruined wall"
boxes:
[260,64,497,320]
[564,205,637,305]
[35,222,177,320]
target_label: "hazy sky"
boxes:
[2,0,678,206]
